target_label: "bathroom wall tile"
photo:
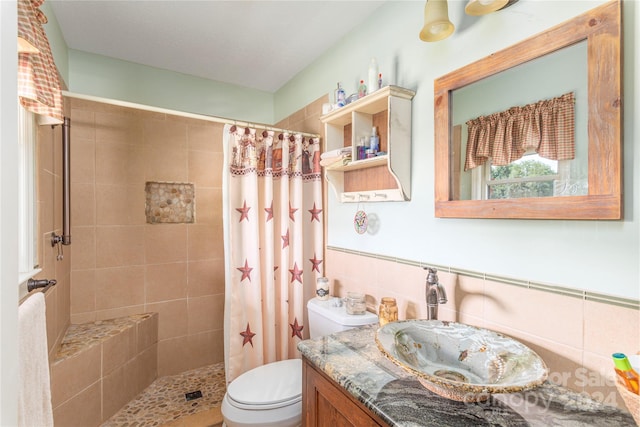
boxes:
[144,147,188,183]
[70,182,95,226]
[191,187,222,225]
[146,299,188,340]
[188,150,220,188]
[95,142,146,186]
[50,343,101,407]
[103,325,137,375]
[188,295,224,334]
[95,304,145,322]
[483,280,584,349]
[158,336,192,376]
[187,223,221,261]
[188,122,222,153]
[38,170,55,233]
[188,258,225,297]
[52,380,102,427]
[55,273,71,343]
[137,312,159,352]
[71,312,96,324]
[102,360,136,421]
[38,124,55,175]
[455,275,485,319]
[44,289,58,355]
[95,225,145,268]
[70,270,96,314]
[96,184,146,225]
[96,110,144,146]
[145,224,188,264]
[94,266,145,310]
[70,226,95,270]
[143,117,187,150]
[188,329,224,368]
[69,107,95,141]
[133,344,158,395]
[69,138,95,184]
[484,319,584,391]
[584,300,640,358]
[145,262,188,303]
[287,108,306,127]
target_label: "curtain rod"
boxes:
[62,91,321,139]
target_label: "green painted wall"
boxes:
[275,0,639,300]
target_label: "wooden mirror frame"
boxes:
[434,0,622,219]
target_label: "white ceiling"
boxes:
[48,0,387,93]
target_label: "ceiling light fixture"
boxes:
[464,0,509,16]
[419,0,455,42]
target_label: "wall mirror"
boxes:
[434,0,622,219]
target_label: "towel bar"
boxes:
[27,278,57,292]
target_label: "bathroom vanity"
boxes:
[298,325,637,426]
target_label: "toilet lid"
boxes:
[227,359,302,410]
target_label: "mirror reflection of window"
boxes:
[452,41,588,201]
[471,152,580,200]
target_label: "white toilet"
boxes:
[221,297,378,427]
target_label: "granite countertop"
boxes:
[298,324,637,427]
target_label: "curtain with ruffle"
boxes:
[464,92,575,171]
[17,0,63,125]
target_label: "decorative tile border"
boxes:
[326,245,640,311]
[145,182,195,224]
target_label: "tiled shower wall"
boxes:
[35,98,72,362]
[68,98,225,375]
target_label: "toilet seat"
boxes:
[226,359,302,410]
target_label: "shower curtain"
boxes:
[222,124,323,383]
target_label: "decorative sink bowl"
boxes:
[375,320,548,402]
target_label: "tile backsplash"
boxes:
[325,247,639,410]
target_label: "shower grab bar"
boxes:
[52,117,71,249]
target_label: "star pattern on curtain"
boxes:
[289,202,298,222]
[308,203,322,222]
[281,229,290,249]
[309,254,323,273]
[237,259,253,282]
[290,318,304,340]
[236,200,251,222]
[264,202,274,222]
[240,323,256,347]
[289,262,303,284]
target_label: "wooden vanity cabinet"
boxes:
[302,356,387,427]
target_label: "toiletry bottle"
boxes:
[370,126,380,154]
[368,58,379,94]
[357,137,368,161]
[612,353,639,394]
[358,80,367,98]
[335,82,346,107]
[378,73,383,90]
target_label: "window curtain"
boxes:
[223,124,323,384]
[17,0,63,125]
[464,92,575,171]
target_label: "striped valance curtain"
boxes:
[464,92,575,171]
[17,0,63,125]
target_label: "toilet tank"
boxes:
[307,297,378,339]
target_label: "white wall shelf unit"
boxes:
[320,85,415,202]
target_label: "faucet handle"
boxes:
[424,267,438,284]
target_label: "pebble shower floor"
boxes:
[101,362,226,427]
